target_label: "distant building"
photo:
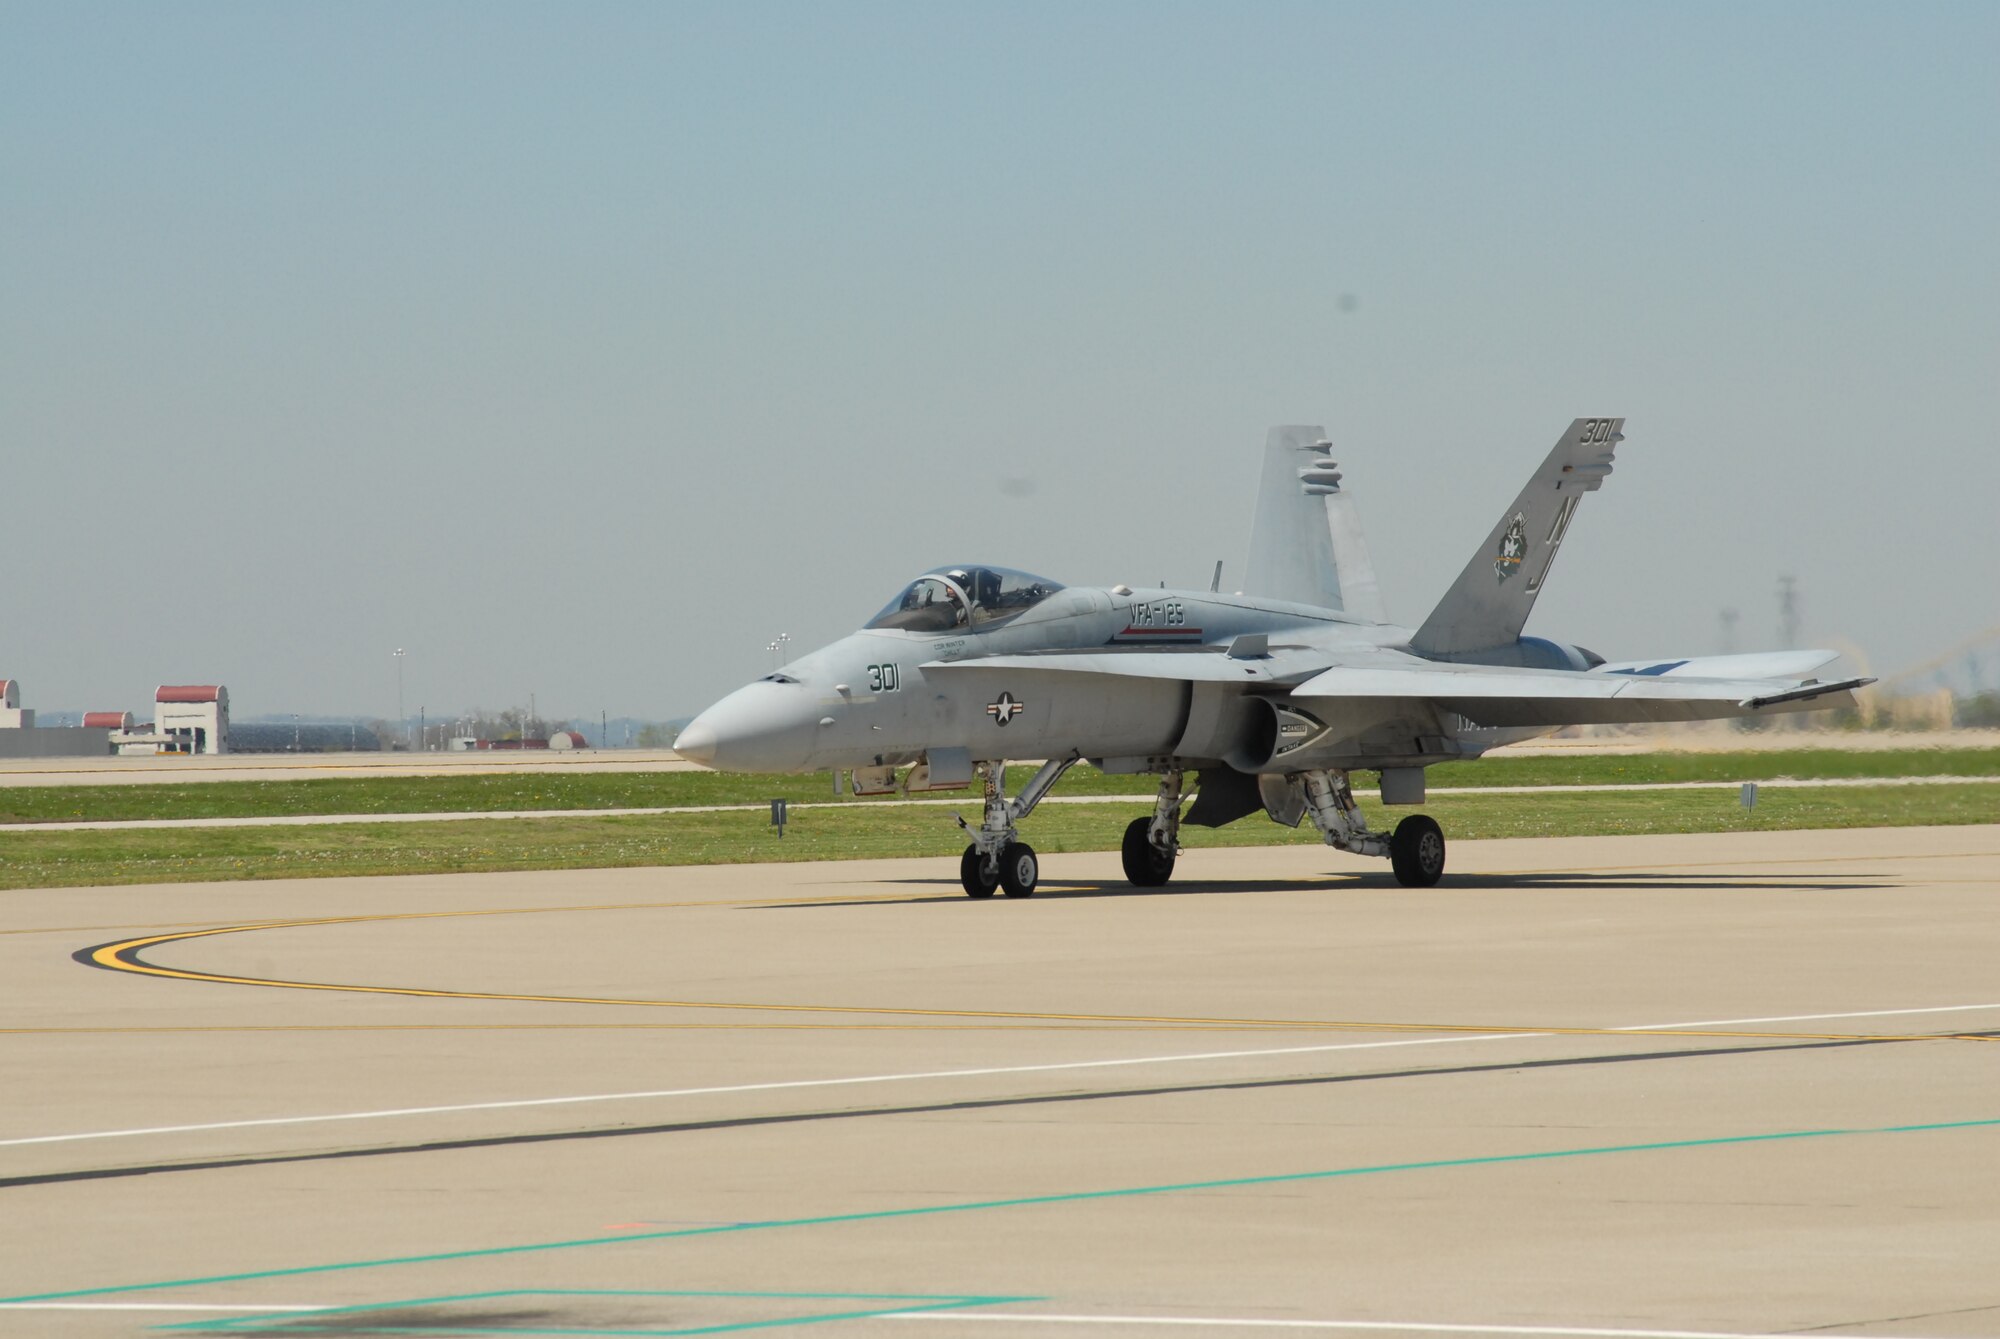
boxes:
[82,711,134,730]
[153,685,229,754]
[0,680,113,758]
[549,730,588,750]
[228,722,382,753]
[0,679,31,729]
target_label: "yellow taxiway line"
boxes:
[78,904,1998,1045]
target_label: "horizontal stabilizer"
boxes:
[1595,650,1843,680]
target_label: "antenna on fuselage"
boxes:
[1210,561,1223,593]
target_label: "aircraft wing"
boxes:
[1290,658,1873,726]
[926,646,1870,726]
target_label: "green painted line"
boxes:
[9,1116,1998,1308]
[166,1287,1032,1336]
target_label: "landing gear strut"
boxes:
[1121,767,1184,887]
[957,757,1075,898]
[1296,768,1446,888]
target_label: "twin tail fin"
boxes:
[1411,417,1622,656]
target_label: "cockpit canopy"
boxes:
[865,565,1065,633]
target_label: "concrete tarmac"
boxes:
[4,826,1999,1336]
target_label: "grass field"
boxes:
[1,781,1994,891]
[4,748,1999,826]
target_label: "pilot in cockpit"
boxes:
[867,567,1060,634]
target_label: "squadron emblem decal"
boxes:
[1495,512,1526,582]
[986,692,1027,726]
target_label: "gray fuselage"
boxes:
[675,583,1550,777]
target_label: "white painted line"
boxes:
[0,1035,1520,1147]
[883,1315,1952,1338]
[0,1302,327,1312]
[6,1001,1996,1151]
[0,795,1159,833]
[1431,775,2000,795]
[1629,1002,2000,1029]
[0,805,707,833]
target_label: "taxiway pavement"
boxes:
[4,827,1999,1336]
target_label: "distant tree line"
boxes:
[440,708,572,743]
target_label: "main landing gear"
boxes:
[958,757,1075,898]
[1299,769,1446,887]
[1120,766,1184,887]
[956,760,1444,896]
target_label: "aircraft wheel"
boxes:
[1120,816,1176,887]
[960,844,999,898]
[1389,815,1446,887]
[998,842,1039,898]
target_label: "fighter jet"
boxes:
[676,419,1870,896]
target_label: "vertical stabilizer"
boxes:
[1243,426,1388,621]
[1411,417,1623,656]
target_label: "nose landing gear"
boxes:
[958,841,1040,897]
[998,842,1039,897]
[959,845,999,898]
[956,757,1072,898]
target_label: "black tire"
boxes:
[1389,814,1446,887]
[998,841,1039,898]
[960,844,998,898]
[1120,815,1176,887]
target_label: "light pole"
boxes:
[393,648,406,749]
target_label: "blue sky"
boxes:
[4,2,1994,722]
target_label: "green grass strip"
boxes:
[0,767,1151,825]
[1,783,1995,891]
[4,747,1998,825]
[10,1116,1997,1306]
[1427,745,2000,789]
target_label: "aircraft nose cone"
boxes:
[671,681,823,773]
[674,719,718,768]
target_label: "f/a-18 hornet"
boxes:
[677,419,1870,897]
